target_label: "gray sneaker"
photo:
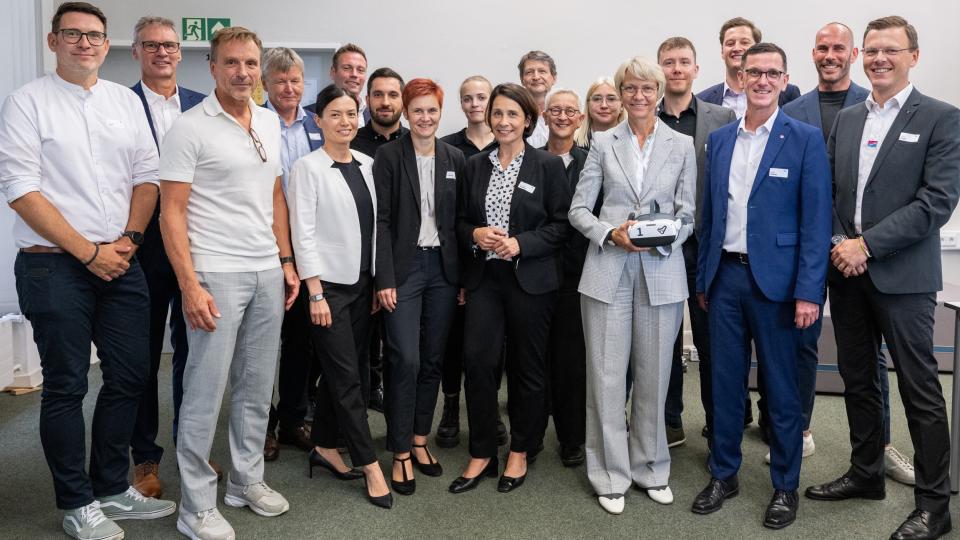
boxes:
[62,501,124,540]
[99,486,176,520]
[177,508,235,540]
[223,480,289,517]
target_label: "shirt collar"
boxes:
[202,93,258,120]
[865,83,913,113]
[723,81,743,97]
[489,146,524,171]
[52,71,100,96]
[265,99,306,126]
[657,95,697,117]
[737,108,779,136]
[140,80,180,106]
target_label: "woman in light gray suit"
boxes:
[569,56,695,515]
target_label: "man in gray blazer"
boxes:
[804,16,960,540]
[656,37,736,449]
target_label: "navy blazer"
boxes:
[781,81,870,132]
[131,81,205,147]
[696,111,832,305]
[697,81,801,109]
[262,102,325,150]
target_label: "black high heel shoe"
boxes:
[308,448,364,480]
[411,444,443,477]
[448,457,499,494]
[362,475,394,509]
[392,455,416,495]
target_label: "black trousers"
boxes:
[268,287,313,434]
[830,273,950,514]
[463,261,555,458]
[382,249,457,452]
[310,274,376,466]
[546,276,586,446]
[15,253,149,509]
[130,245,188,464]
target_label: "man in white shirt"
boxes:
[328,43,370,125]
[518,50,556,147]
[0,3,176,539]
[160,26,299,540]
[127,14,207,500]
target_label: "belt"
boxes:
[20,245,65,254]
[721,250,749,265]
[417,246,441,251]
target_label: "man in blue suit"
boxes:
[698,17,800,118]
[128,16,206,499]
[691,43,831,529]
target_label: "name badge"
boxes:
[769,168,789,178]
[445,171,456,180]
[898,132,920,143]
[517,181,536,194]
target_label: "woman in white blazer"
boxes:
[288,84,391,509]
[568,57,695,515]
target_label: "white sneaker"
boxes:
[62,501,124,540]
[885,446,916,486]
[223,480,289,517]
[99,486,176,521]
[176,508,235,540]
[598,494,625,515]
[764,433,816,464]
[646,486,674,505]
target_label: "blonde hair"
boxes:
[613,56,666,103]
[573,77,625,147]
[209,26,262,62]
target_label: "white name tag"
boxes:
[445,171,456,180]
[899,132,920,143]
[308,132,323,140]
[517,181,535,194]
[769,167,789,178]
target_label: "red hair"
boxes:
[402,78,444,111]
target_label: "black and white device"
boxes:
[626,202,683,248]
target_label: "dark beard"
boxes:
[371,110,401,128]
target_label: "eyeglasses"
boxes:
[249,128,267,163]
[590,95,621,105]
[57,28,106,46]
[547,107,580,118]
[862,47,914,58]
[140,40,181,53]
[743,68,785,81]
[620,84,658,97]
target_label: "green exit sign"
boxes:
[182,17,232,41]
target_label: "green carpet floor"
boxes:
[1,357,956,539]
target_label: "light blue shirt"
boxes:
[267,100,311,193]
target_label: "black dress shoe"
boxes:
[436,394,461,448]
[691,477,739,514]
[308,448,364,480]
[804,474,885,501]
[369,383,385,413]
[391,456,415,496]
[496,415,508,446]
[278,425,313,452]
[264,432,279,462]
[890,509,952,540]
[411,444,442,477]
[497,472,526,493]
[449,457,498,494]
[763,489,798,529]
[559,444,585,467]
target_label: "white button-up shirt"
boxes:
[855,83,914,233]
[526,116,549,148]
[0,73,159,248]
[630,121,658,195]
[722,82,748,119]
[140,81,182,147]
[723,109,779,253]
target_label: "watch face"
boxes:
[831,234,847,246]
[125,231,144,245]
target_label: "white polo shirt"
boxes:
[0,73,159,248]
[159,93,283,272]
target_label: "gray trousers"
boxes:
[581,255,682,496]
[177,268,284,512]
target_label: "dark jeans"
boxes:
[310,274,376,466]
[268,287,313,434]
[15,252,150,510]
[382,249,457,452]
[130,245,188,464]
[546,277,586,446]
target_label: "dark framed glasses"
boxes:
[140,40,180,53]
[57,28,106,46]
[249,128,267,163]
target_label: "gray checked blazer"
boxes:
[569,119,696,306]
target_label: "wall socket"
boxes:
[942,230,959,250]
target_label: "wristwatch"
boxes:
[122,230,144,246]
[830,234,848,246]
[279,255,295,265]
[308,293,325,303]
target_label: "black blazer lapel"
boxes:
[510,145,538,220]
[400,135,421,207]
[434,140,449,211]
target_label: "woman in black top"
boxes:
[287,84,391,509]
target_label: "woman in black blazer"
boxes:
[449,83,571,494]
[373,79,466,495]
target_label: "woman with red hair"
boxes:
[373,78,467,495]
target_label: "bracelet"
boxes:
[82,243,99,266]
[858,237,871,258]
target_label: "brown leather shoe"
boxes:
[133,462,162,498]
[278,425,314,452]
[209,459,223,481]
[264,432,280,462]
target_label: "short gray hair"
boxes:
[545,88,580,107]
[614,56,666,103]
[261,47,305,83]
[517,50,557,77]
[133,16,176,44]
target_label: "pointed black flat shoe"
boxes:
[449,457,498,494]
[497,473,526,493]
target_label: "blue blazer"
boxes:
[697,81,801,109]
[696,111,832,304]
[262,102,325,151]
[781,81,869,131]
[130,81,205,148]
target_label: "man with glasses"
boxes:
[127,15,207,500]
[805,17,960,540]
[159,26,299,540]
[692,43,831,529]
[0,3,176,539]
[656,37,736,451]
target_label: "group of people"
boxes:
[0,2,958,540]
